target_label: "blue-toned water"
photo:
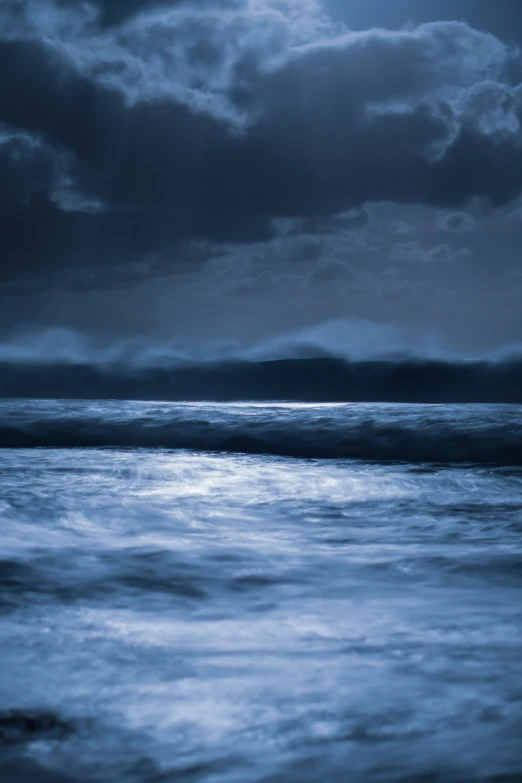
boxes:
[0,400,521,782]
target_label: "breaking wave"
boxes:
[1,321,522,404]
[1,354,522,404]
[1,400,522,464]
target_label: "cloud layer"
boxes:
[1,0,522,280]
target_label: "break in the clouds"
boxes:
[1,0,522,280]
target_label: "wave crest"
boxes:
[1,354,522,404]
[1,401,522,464]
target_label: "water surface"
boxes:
[0,400,521,782]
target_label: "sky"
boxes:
[1,0,522,356]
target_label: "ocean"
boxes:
[0,398,521,782]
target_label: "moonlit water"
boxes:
[0,400,521,782]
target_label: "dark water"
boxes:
[0,400,521,782]
[2,353,522,403]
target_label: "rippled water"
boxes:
[0,401,521,782]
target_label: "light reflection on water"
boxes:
[0,407,521,782]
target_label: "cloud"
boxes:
[389,221,416,235]
[389,241,472,264]
[58,0,194,28]
[508,202,522,221]
[0,123,73,206]
[0,1,521,280]
[456,79,522,139]
[273,208,371,238]
[436,211,476,232]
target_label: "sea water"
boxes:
[0,400,521,782]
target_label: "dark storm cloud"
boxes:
[56,0,242,26]
[1,1,522,280]
[58,0,184,26]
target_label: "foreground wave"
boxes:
[1,407,522,782]
[1,399,522,464]
[1,355,522,404]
